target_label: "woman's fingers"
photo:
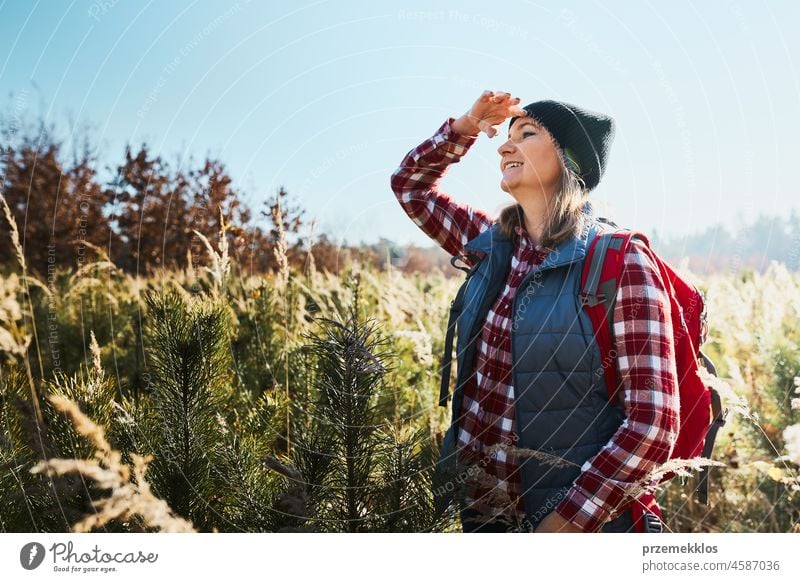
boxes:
[469,91,525,137]
[477,118,499,137]
[491,91,511,103]
[478,90,510,103]
[485,104,525,124]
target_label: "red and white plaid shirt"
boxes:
[391,117,680,532]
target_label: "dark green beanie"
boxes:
[509,100,615,191]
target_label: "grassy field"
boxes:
[1,206,799,533]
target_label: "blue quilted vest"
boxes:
[436,214,635,532]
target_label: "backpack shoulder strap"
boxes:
[438,252,485,407]
[581,228,647,406]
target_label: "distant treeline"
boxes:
[0,109,397,278]
[3,105,796,279]
[649,214,800,274]
[379,211,800,277]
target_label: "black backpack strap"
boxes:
[696,351,728,505]
[439,253,484,407]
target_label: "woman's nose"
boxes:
[497,139,515,156]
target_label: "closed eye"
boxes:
[509,131,536,141]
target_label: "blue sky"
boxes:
[1,0,799,247]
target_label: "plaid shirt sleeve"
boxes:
[554,237,681,533]
[391,117,494,262]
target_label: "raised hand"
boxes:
[452,90,527,138]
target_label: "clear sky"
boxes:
[1,0,798,247]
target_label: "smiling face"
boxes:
[497,117,563,197]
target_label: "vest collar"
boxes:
[464,202,599,271]
[463,224,510,254]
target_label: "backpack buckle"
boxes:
[450,253,483,275]
[698,290,709,346]
[580,292,606,308]
[643,512,663,533]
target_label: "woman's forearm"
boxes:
[451,114,481,138]
[390,117,493,260]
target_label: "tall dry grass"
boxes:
[30,394,196,532]
[2,196,800,532]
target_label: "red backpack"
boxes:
[581,219,728,533]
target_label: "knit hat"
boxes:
[509,100,615,191]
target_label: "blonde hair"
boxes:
[495,139,592,251]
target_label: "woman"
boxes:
[391,90,680,533]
